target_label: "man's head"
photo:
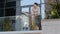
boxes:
[33,3,38,8]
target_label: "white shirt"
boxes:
[32,6,40,16]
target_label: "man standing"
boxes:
[31,3,41,30]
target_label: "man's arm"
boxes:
[38,7,40,15]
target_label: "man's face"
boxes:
[33,4,38,8]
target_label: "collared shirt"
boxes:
[32,6,40,16]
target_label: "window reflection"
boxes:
[0,17,16,31]
[21,8,30,30]
[0,3,4,8]
[6,1,16,7]
[0,9,4,17]
[41,4,45,19]
[5,8,16,16]
[21,0,40,6]
[20,0,42,30]
[41,0,45,3]
[22,8,29,13]
[0,18,4,31]
[0,0,4,2]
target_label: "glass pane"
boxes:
[0,17,16,31]
[0,0,4,2]
[16,16,30,31]
[6,1,16,7]
[31,7,33,14]
[9,17,16,31]
[19,7,30,31]
[0,3,4,8]
[0,17,5,31]
[0,9,4,17]
[41,4,45,19]
[2,17,16,31]
[22,7,29,13]
[41,0,45,3]
[21,0,40,6]
[5,8,16,16]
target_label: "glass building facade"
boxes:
[0,0,44,31]
[0,0,16,31]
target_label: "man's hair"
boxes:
[34,3,38,6]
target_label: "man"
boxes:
[32,3,41,30]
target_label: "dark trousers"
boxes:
[35,15,42,30]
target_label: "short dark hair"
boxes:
[34,3,38,6]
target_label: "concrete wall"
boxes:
[42,19,60,34]
[0,32,42,34]
[15,18,60,34]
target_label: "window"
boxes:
[5,1,16,16]
[0,18,5,31]
[0,0,4,3]
[5,8,16,16]
[0,2,4,8]
[41,4,45,19]
[41,0,45,3]
[21,0,40,6]
[11,17,16,31]
[0,9,4,17]
[22,7,29,13]
[20,0,42,30]
[0,0,16,17]
[0,0,4,17]
[6,1,16,7]
[11,20,15,31]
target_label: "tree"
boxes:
[46,1,60,19]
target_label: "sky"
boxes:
[21,0,45,19]
[21,0,40,6]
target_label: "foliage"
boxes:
[3,17,12,31]
[47,2,60,18]
[30,16,39,30]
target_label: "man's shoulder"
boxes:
[38,6,40,9]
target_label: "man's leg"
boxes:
[35,16,42,30]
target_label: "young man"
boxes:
[32,3,41,30]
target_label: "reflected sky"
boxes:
[21,0,40,6]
